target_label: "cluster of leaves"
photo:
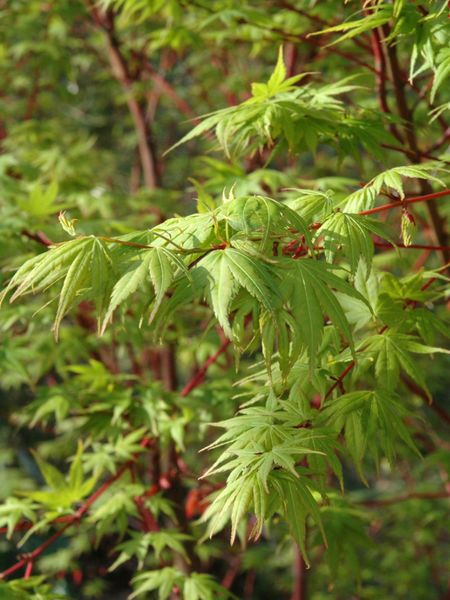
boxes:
[0,1,449,599]
[170,50,393,161]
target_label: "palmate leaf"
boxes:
[1,237,91,305]
[363,331,449,398]
[151,213,217,251]
[342,163,446,212]
[0,582,24,600]
[284,188,336,223]
[53,245,91,338]
[167,48,306,157]
[198,248,282,330]
[317,212,393,275]
[224,248,281,310]
[271,471,325,565]
[18,180,72,217]
[131,569,233,600]
[183,573,235,600]
[219,195,312,251]
[260,308,302,379]
[2,237,98,338]
[0,498,37,539]
[101,251,153,333]
[337,260,378,332]
[110,530,191,571]
[21,445,96,512]
[201,397,334,551]
[321,390,419,475]
[199,251,239,338]
[5,576,70,600]
[250,46,309,100]
[283,259,371,364]
[310,4,393,45]
[130,567,182,600]
[167,47,385,160]
[148,247,184,322]
[101,246,185,333]
[90,238,115,322]
[3,235,184,339]
[201,457,264,543]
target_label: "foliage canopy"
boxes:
[0,1,449,599]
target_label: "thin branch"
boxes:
[290,544,307,600]
[365,21,403,143]
[137,55,196,119]
[0,331,231,576]
[323,361,355,402]
[381,24,449,266]
[180,338,231,397]
[0,438,151,580]
[87,3,159,190]
[358,189,450,216]
[221,556,242,589]
[360,490,449,507]
[428,127,450,153]
[374,241,450,252]
[380,142,448,164]
[21,230,53,247]
[134,495,160,532]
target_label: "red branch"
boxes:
[360,490,450,507]
[21,230,53,247]
[374,241,450,251]
[366,23,403,145]
[0,438,151,580]
[323,361,355,402]
[0,332,231,579]
[380,143,447,164]
[134,495,159,532]
[359,189,450,216]
[180,338,231,397]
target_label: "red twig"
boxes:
[359,189,450,216]
[180,338,231,397]
[1,330,233,576]
[0,438,151,580]
[0,515,73,536]
[323,361,355,402]
[21,230,53,247]
[87,3,159,190]
[290,544,307,600]
[134,495,159,532]
[380,143,447,164]
[0,559,27,580]
[428,127,450,153]
[374,241,450,251]
[366,22,403,144]
[221,556,241,589]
